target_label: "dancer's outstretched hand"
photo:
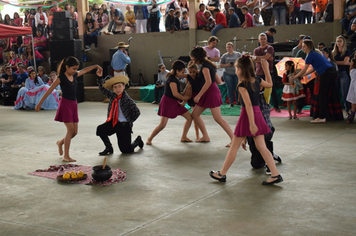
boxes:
[96,66,103,77]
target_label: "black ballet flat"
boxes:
[262,175,283,185]
[209,170,226,182]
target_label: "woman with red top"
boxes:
[14,12,23,26]
[25,45,44,67]
[35,7,48,38]
[7,51,22,72]
[211,8,227,36]
[18,35,32,55]
[33,30,47,52]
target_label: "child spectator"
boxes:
[20,54,28,67]
[7,51,21,73]
[121,5,136,34]
[84,12,98,50]
[241,6,255,28]
[228,7,241,28]
[223,2,231,25]
[38,66,49,83]
[173,10,182,33]
[181,10,189,30]
[203,10,215,31]
[165,8,175,32]
[253,7,263,26]
[4,14,11,25]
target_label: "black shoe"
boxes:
[229,104,234,107]
[209,170,226,182]
[262,175,283,185]
[265,165,271,175]
[273,152,282,163]
[135,135,144,149]
[99,147,113,156]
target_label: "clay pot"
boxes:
[92,165,112,182]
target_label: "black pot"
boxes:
[92,165,112,182]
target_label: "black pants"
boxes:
[150,14,160,32]
[248,127,275,169]
[319,67,337,119]
[96,120,134,154]
[154,86,163,102]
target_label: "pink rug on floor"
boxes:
[270,108,310,118]
[28,164,126,186]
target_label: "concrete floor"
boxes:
[1,102,355,236]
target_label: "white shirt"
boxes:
[300,2,313,12]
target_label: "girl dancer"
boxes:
[184,62,204,140]
[146,60,193,145]
[281,61,305,120]
[189,46,234,146]
[35,57,103,162]
[347,55,356,123]
[209,57,283,185]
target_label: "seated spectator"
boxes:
[10,63,28,101]
[165,9,175,32]
[253,6,263,26]
[212,8,227,36]
[38,66,49,83]
[241,6,255,28]
[13,66,59,110]
[7,51,21,72]
[18,35,32,55]
[261,0,273,26]
[228,7,241,28]
[20,54,28,67]
[96,8,108,33]
[121,5,136,34]
[33,30,47,52]
[272,0,287,25]
[147,0,161,32]
[299,0,313,24]
[223,2,231,25]
[341,0,356,38]
[14,12,23,26]
[107,4,124,34]
[134,1,149,34]
[265,27,277,44]
[3,14,11,25]
[203,10,215,31]
[1,66,17,90]
[181,10,189,30]
[102,4,108,15]
[84,13,99,50]
[196,3,209,30]
[315,0,328,22]
[10,36,22,54]
[25,45,44,67]
[152,64,169,104]
[35,7,48,38]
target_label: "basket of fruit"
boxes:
[57,170,87,182]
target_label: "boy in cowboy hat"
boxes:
[111,42,131,76]
[96,75,143,155]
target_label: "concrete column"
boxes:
[77,0,89,36]
[188,0,199,50]
[334,0,345,20]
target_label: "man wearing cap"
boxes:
[111,42,131,76]
[107,4,125,34]
[96,75,143,155]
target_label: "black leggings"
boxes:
[318,67,337,119]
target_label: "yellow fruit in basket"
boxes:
[70,171,76,175]
[77,171,84,177]
[71,173,77,179]
[63,173,70,179]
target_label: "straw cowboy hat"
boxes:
[103,75,129,89]
[117,42,129,48]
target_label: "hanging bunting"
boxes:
[107,0,175,7]
[0,0,67,9]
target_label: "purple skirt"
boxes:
[234,106,270,137]
[196,82,222,108]
[55,97,79,123]
[158,95,188,118]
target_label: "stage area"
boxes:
[0,102,355,236]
